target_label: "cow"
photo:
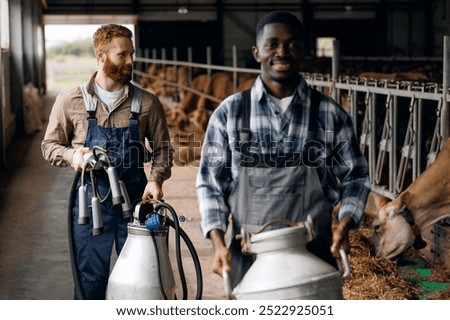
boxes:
[166,71,257,131]
[190,72,256,131]
[147,65,189,99]
[367,137,450,259]
[139,63,159,89]
[165,73,210,129]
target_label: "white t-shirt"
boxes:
[94,82,124,112]
[267,93,294,114]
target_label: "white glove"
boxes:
[72,147,92,172]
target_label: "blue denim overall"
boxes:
[227,89,334,288]
[72,84,147,299]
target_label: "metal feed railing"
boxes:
[305,73,448,199]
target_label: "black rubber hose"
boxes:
[154,202,203,300]
[155,202,188,299]
[67,171,85,300]
[166,218,203,300]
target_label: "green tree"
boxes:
[47,38,94,58]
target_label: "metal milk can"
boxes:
[106,204,176,300]
[224,219,351,300]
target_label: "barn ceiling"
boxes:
[41,0,427,16]
[41,0,302,15]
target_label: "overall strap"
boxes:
[240,88,252,142]
[305,88,327,186]
[306,88,320,142]
[130,84,143,116]
[128,85,143,141]
[239,88,256,167]
[80,83,98,119]
[80,83,143,120]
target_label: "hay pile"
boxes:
[343,226,419,299]
[342,224,450,300]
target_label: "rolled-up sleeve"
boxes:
[41,93,77,167]
[196,106,233,237]
[145,94,174,185]
[332,112,371,227]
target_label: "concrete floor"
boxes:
[0,91,224,300]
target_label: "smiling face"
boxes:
[252,22,303,91]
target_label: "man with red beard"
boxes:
[41,24,173,299]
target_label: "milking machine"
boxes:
[106,199,203,300]
[68,146,203,300]
[223,219,351,300]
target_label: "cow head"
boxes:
[367,192,416,259]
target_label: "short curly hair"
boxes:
[93,24,133,52]
[256,11,304,40]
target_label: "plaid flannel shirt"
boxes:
[196,75,371,237]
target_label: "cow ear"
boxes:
[387,191,410,218]
[398,191,411,206]
[372,192,390,209]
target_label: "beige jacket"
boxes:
[41,73,173,185]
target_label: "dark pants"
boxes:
[73,197,129,299]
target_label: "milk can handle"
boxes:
[222,269,234,300]
[338,248,351,280]
[253,219,301,234]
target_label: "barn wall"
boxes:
[433,0,450,56]
[387,10,427,56]
[222,11,258,68]
[0,0,44,169]
[138,20,222,63]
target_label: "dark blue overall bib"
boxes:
[72,84,147,299]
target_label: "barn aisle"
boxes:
[0,90,225,300]
[0,91,74,299]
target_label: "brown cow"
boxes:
[150,66,188,98]
[191,72,257,131]
[190,72,234,130]
[169,72,257,131]
[367,137,450,259]
[140,64,160,88]
[165,73,210,129]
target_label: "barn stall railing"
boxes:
[305,73,448,199]
[134,45,260,103]
[133,39,450,201]
[134,57,260,106]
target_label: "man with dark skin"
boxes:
[196,12,370,288]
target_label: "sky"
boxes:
[44,24,134,48]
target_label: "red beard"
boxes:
[103,57,132,85]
